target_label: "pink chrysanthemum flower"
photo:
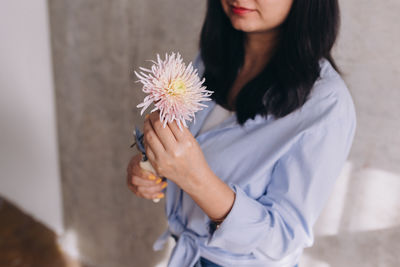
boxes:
[134,52,213,131]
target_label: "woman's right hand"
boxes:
[126,153,168,200]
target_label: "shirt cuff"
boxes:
[206,183,271,254]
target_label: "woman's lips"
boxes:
[231,5,254,15]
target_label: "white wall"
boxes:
[0,0,63,234]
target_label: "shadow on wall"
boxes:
[301,163,400,267]
[305,226,400,267]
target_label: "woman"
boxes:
[126,0,356,266]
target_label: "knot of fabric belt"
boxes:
[167,231,201,267]
[152,217,185,252]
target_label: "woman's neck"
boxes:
[224,30,280,111]
[242,30,280,73]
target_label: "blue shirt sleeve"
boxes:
[206,116,356,260]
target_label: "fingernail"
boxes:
[155,178,162,184]
[157,193,165,198]
[161,182,168,189]
[148,174,156,180]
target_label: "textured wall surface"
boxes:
[48,0,400,266]
[48,1,206,266]
[301,1,400,266]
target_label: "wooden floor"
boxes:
[0,197,87,267]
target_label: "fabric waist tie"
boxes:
[153,228,202,267]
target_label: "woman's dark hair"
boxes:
[199,0,341,126]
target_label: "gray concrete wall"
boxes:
[48,1,206,266]
[48,0,400,266]
[301,1,400,266]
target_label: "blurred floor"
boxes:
[0,197,88,267]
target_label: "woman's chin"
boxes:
[230,21,256,33]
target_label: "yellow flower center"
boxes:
[167,79,187,96]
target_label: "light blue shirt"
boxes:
[152,53,357,267]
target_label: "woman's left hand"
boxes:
[143,110,210,191]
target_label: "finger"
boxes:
[131,175,161,187]
[126,155,136,175]
[126,182,138,195]
[127,172,132,186]
[167,119,189,142]
[149,111,177,151]
[144,115,166,155]
[132,155,154,179]
[128,180,167,200]
[133,147,163,179]
[136,167,162,183]
[126,153,144,177]
[141,191,165,201]
[127,181,147,198]
[136,184,167,198]
[144,144,157,169]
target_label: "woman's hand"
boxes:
[143,111,211,192]
[126,153,168,200]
